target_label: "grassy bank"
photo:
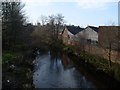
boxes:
[61,44,120,87]
[48,40,120,88]
[2,46,35,89]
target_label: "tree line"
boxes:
[31,14,65,49]
[2,1,34,52]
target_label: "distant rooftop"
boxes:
[66,25,84,35]
[88,26,99,32]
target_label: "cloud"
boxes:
[76,0,119,9]
[22,0,50,6]
[22,0,119,8]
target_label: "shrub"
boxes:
[113,64,120,81]
[3,52,16,64]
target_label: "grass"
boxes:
[2,52,16,64]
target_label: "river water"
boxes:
[33,51,96,88]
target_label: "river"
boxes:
[33,51,97,88]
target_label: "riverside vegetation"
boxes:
[2,1,120,89]
[2,2,35,89]
[60,44,120,88]
[50,39,120,82]
[2,47,35,88]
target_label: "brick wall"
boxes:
[99,26,120,51]
[84,44,120,64]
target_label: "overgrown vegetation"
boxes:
[2,51,34,88]
[1,0,120,89]
[113,64,120,81]
[2,52,16,64]
[62,44,120,83]
[2,1,34,89]
[31,14,64,51]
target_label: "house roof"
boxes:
[88,26,99,32]
[66,26,84,35]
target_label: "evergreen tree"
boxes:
[2,1,26,51]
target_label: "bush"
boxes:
[50,40,64,52]
[3,52,16,64]
[113,64,120,81]
[15,44,28,51]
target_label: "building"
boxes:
[78,26,99,44]
[98,26,120,51]
[62,25,84,45]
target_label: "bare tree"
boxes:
[55,14,64,40]
[32,14,65,47]
[31,25,51,49]
[48,14,56,40]
[48,14,64,41]
[40,15,48,25]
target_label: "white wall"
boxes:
[80,27,98,42]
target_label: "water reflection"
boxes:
[33,51,96,88]
[61,53,74,69]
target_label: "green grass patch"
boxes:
[2,52,16,64]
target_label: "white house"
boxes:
[62,25,84,45]
[77,26,99,44]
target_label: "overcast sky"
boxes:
[22,0,119,27]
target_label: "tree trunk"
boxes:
[109,43,112,68]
